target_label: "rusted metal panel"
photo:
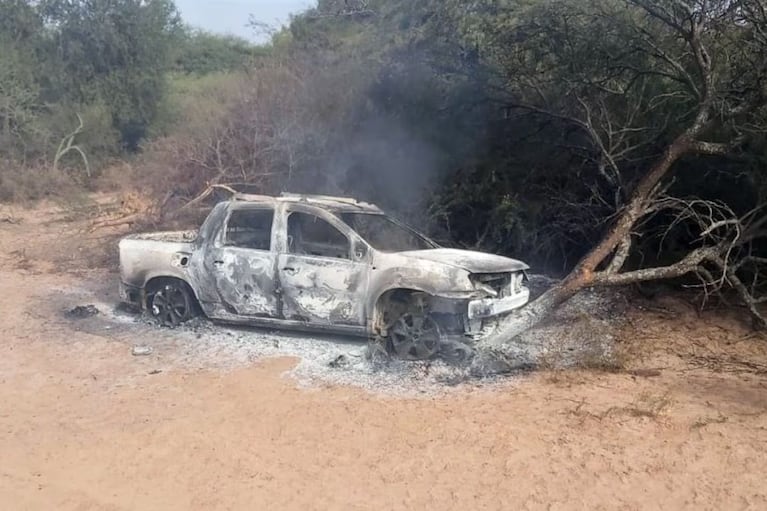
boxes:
[118,236,194,288]
[277,254,367,325]
[126,231,197,243]
[396,248,529,273]
[231,192,383,214]
[212,247,279,317]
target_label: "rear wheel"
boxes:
[388,312,442,360]
[148,280,196,327]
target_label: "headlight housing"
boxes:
[471,272,527,298]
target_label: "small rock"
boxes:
[328,354,349,368]
[132,346,153,356]
[629,368,662,378]
[436,373,469,386]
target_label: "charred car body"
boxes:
[119,193,530,359]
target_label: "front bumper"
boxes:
[467,289,530,320]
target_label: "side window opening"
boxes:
[287,212,350,260]
[225,208,274,250]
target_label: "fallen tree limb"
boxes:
[179,183,238,211]
[90,212,145,230]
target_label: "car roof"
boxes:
[230,192,384,214]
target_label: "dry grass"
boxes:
[538,290,767,388]
[9,249,33,272]
[567,391,675,423]
[535,311,630,372]
[690,413,729,430]
[0,209,21,224]
[615,391,674,418]
[0,163,81,203]
[687,354,767,375]
[617,292,767,374]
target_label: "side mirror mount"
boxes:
[353,242,368,261]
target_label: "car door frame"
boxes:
[273,202,372,327]
[202,202,281,318]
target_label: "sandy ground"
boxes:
[1,198,767,510]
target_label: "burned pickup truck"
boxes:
[119,193,530,360]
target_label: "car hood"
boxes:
[397,248,529,274]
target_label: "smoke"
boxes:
[275,55,484,228]
[152,22,487,235]
[291,116,445,217]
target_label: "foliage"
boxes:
[0,0,259,171]
[172,29,267,75]
[38,0,183,150]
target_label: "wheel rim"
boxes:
[151,285,190,327]
[389,313,441,360]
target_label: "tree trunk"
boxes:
[482,135,693,346]
[480,284,576,346]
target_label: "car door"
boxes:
[205,205,280,317]
[277,208,369,326]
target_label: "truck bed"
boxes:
[119,231,198,290]
[126,230,197,243]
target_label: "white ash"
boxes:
[51,279,627,396]
[514,286,628,368]
[53,300,519,396]
[163,319,525,396]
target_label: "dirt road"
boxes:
[1,199,766,510]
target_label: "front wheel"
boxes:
[388,312,442,360]
[148,281,196,327]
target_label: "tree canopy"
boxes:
[0,0,261,169]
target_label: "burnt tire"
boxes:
[387,312,442,361]
[147,280,197,327]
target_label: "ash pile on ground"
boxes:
[160,319,515,396]
[55,277,628,396]
[508,286,629,370]
[164,284,626,394]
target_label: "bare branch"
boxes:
[179,183,238,211]
[688,137,747,156]
[53,113,90,178]
[701,219,742,237]
[606,236,633,274]
[711,255,767,328]
[593,245,721,286]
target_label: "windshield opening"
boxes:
[340,213,436,252]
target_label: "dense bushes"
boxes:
[0,0,261,194]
